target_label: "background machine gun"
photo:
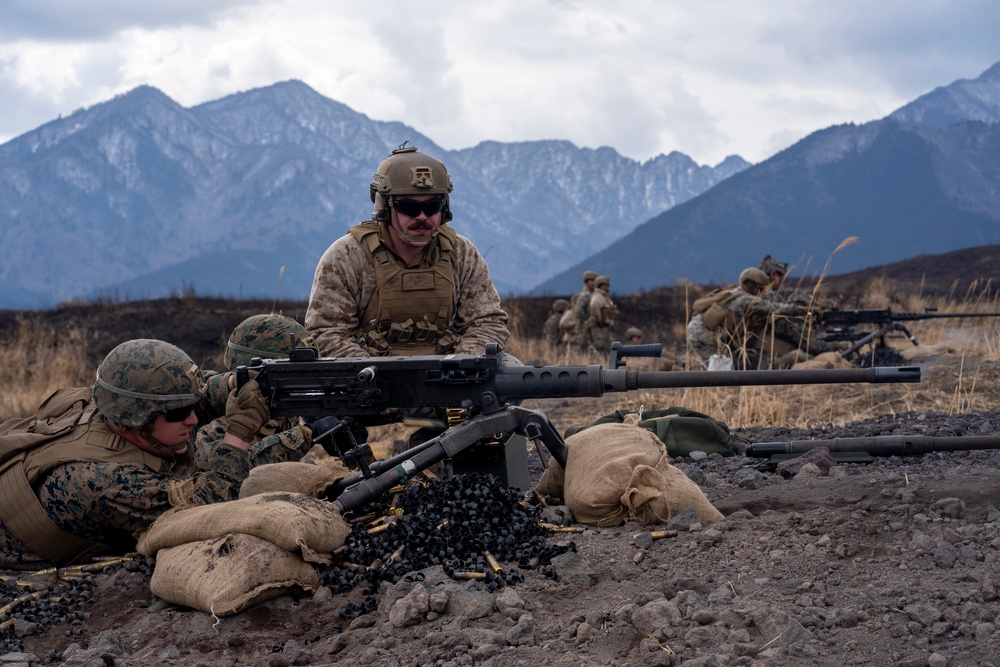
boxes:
[241,342,920,512]
[822,307,1000,360]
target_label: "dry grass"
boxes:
[3,283,998,436]
[0,315,94,420]
[507,280,1000,431]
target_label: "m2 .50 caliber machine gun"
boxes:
[822,308,1000,361]
[240,342,920,513]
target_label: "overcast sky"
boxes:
[1,0,998,166]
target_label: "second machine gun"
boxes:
[241,342,920,513]
[822,307,1000,359]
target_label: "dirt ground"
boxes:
[2,342,999,667]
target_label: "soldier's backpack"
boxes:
[558,309,577,331]
[0,387,95,464]
[692,286,743,330]
[564,407,734,457]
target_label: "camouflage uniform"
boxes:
[0,340,312,570]
[572,288,595,347]
[584,277,618,355]
[306,147,508,358]
[195,314,314,469]
[685,271,817,369]
[685,312,722,367]
[542,299,570,350]
[306,223,509,357]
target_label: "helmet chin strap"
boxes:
[136,423,190,459]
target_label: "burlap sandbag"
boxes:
[136,492,350,565]
[535,458,565,498]
[149,533,319,616]
[791,351,855,370]
[239,460,352,499]
[544,416,723,526]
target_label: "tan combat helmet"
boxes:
[370,143,454,223]
[624,326,643,340]
[595,275,610,289]
[739,267,770,293]
[582,270,598,283]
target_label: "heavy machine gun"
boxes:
[822,308,1000,359]
[240,342,920,512]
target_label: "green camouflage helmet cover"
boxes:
[92,339,206,428]
[370,145,454,223]
[624,327,643,339]
[552,299,570,312]
[224,314,313,370]
[759,255,789,276]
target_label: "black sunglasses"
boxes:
[392,197,444,218]
[162,406,195,422]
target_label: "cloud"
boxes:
[0,0,264,41]
[0,0,997,165]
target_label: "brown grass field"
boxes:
[2,245,1000,438]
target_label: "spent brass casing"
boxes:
[484,551,503,574]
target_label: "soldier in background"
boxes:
[542,299,571,350]
[571,270,598,350]
[584,275,618,356]
[195,314,358,463]
[624,327,644,344]
[686,267,822,369]
[760,255,789,291]
[305,144,509,358]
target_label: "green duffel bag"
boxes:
[565,407,734,458]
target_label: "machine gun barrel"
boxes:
[620,365,919,391]
[250,347,920,419]
[746,435,1000,458]
[823,308,1000,327]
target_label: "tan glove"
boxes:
[224,379,269,443]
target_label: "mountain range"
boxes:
[537,62,1000,294]
[0,83,747,309]
[2,61,999,310]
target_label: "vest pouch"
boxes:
[415,320,437,342]
[702,303,728,330]
[436,333,458,354]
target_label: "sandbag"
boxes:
[542,416,723,527]
[239,460,351,499]
[136,491,350,565]
[791,351,855,369]
[149,533,319,616]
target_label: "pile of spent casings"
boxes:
[1,557,151,652]
[324,472,575,621]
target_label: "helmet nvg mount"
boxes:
[93,339,206,429]
[370,143,454,223]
